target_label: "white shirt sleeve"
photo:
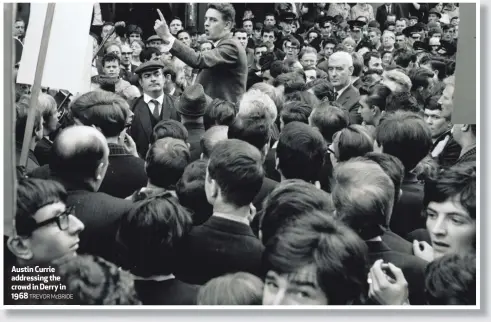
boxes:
[92,3,103,26]
[160,36,176,53]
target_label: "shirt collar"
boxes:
[143,93,164,105]
[213,212,250,226]
[336,83,351,97]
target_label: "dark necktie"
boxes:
[151,100,160,119]
[387,5,391,13]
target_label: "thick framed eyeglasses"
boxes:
[31,206,74,232]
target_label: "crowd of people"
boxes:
[7,2,476,306]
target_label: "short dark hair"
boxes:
[310,103,349,143]
[259,179,334,245]
[118,193,193,277]
[280,101,312,126]
[323,37,339,48]
[208,4,236,26]
[200,125,228,159]
[409,67,435,91]
[176,30,190,39]
[208,139,264,206]
[233,28,248,36]
[394,49,414,68]
[151,120,188,144]
[276,121,327,183]
[363,51,381,68]
[425,253,476,305]
[307,79,336,102]
[363,84,392,112]
[203,98,236,131]
[375,111,432,172]
[70,91,130,137]
[261,26,277,38]
[145,138,190,189]
[228,114,271,153]
[162,66,177,83]
[127,24,143,35]
[430,60,448,81]
[270,60,288,78]
[263,211,369,305]
[15,178,67,236]
[385,91,421,113]
[333,125,374,162]
[102,52,120,67]
[139,47,161,63]
[176,159,213,226]
[424,161,476,219]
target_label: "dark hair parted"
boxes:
[310,103,349,143]
[333,125,374,162]
[208,139,264,207]
[375,111,432,172]
[204,98,236,131]
[139,47,161,63]
[228,113,271,153]
[424,161,476,219]
[145,138,190,190]
[208,4,236,26]
[118,193,193,277]
[276,121,327,183]
[260,179,334,245]
[263,211,369,305]
[280,101,312,126]
[151,119,189,145]
[385,91,421,114]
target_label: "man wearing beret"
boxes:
[154,5,247,104]
[130,60,180,158]
[177,84,213,162]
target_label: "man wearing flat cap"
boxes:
[177,84,213,161]
[428,8,442,24]
[130,60,180,158]
[154,4,247,104]
[147,35,164,48]
[348,20,365,46]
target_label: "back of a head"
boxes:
[425,253,476,305]
[151,119,189,144]
[385,91,421,114]
[250,82,284,117]
[364,84,392,113]
[70,91,130,138]
[276,121,327,183]
[394,50,414,69]
[332,159,395,240]
[310,103,349,143]
[176,159,213,226]
[204,98,236,131]
[200,125,228,159]
[208,139,264,207]
[260,179,334,245]
[50,126,107,182]
[307,79,336,102]
[334,125,374,162]
[145,138,190,190]
[263,210,369,305]
[270,60,289,79]
[118,193,193,277]
[375,111,432,173]
[280,101,313,126]
[16,100,42,144]
[56,254,141,305]
[424,161,476,220]
[228,113,271,154]
[198,272,264,305]
[408,67,434,91]
[139,47,161,63]
[383,69,412,93]
[238,89,277,126]
[351,52,364,77]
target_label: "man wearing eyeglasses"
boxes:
[119,44,138,83]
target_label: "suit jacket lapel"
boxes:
[160,96,172,120]
[138,99,153,142]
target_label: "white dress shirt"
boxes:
[143,93,164,115]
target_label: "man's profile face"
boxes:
[204,8,230,42]
[169,19,183,35]
[234,32,248,48]
[437,85,455,116]
[103,60,120,78]
[14,20,25,37]
[264,15,276,27]
[243,20,253,34]
[139,69,164,94]
[328,55,352,88]
[178,32,192,47]
[263,266,329,305]
[368,56,383,73]
[424,108,450,139]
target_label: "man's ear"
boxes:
[348,65,354,76]
[462,124,470,132]
[200,153,204,160]
[165,74,172,81]
[7,236,33,262]
[96,162,105,181]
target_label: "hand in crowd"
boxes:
[154,9,172,44]
[413,240,435,262]
[368,260,409,305]
[118,131,138,157]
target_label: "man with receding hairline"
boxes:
[200,125,228,160]
[49,125,132,266]
[328,52,361,124]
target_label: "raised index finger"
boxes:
[157,9,165,21]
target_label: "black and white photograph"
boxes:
[3,2,478,308]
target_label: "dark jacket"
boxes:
[129,95,180,158]
[366,241,428,305]
[175,216,264,285]
[454,146,476,166]
[98,143,148,198]
[336,84,362,125]
[170,34,248,103]
[134,279,199,305]
[381,228,413,255]
[15,142,39,175]
[183,121,205,162]
[34,137,53,166]
[376,3,404,30]
[250,177,279,237]
[431,130,462,169]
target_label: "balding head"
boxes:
[50,126,109,191]
[200,125,228,159]
[328,52,354,90]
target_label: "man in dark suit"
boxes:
[175,139,265,285]
[119,44,138,83]
[376,3,403,31]
[176,84,212,162]
[332,159,427,305]
[154,4,248,103]
[47,126,133,266]
[130,60,180,158]
[118,195,198,305]
[328,52,362,125]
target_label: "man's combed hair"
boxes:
[208,4,236,25]
[375,111,432,172]
[280,101,312,126]
[102,52,120,66]
[276,121,327,183]
[200,125,229,159]
[385,91,421,113]
[15,178,67,236]
[334,125,374,162]
[424,161,476,219]
[425,253,476,305]
[208,139,264,207]
[204,98,236,131]
[310,103,349,143]
[118,193,193,277]
[263,211,369,305]
[151,120,189,144]
[228,113,271,153]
